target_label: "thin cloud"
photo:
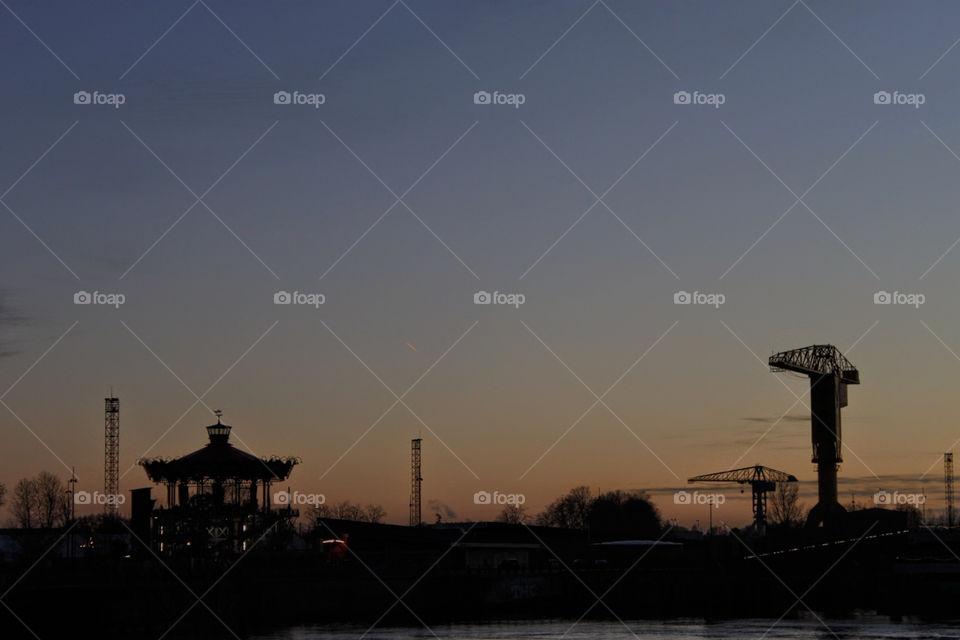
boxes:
[0,292,29,359]
[741,414,809,424]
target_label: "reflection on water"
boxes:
[251,618,960,639]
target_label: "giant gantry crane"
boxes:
[769,344,859,529]
[688,465,797,535]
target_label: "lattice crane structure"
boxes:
[688,465,797,535]
[769,345,859,528]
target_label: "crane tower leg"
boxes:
[807,374,846,528]
[752,484,764,536]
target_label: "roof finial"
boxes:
[214,408,223,424]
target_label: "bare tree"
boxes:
[313,500,386,523]
[496,504,527,524]
[769,483,803,527]
[0,481,6,510]
[536,486,593,529]
[363,504,386,524]
[35,471,70,527]
[12,478,38,528]
[12,473,70,528]
[333,500,363,521]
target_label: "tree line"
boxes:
[496,486,665,539]
[313,500,386,524]
[0,471,927,532]
[500,483,809,535]
[0,472,71,528]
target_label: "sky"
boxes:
[2,0,960,528]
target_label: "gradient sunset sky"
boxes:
[3,1,960,527]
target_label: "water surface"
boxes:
[251,618,960,639]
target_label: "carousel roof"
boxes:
[139,415,299,483]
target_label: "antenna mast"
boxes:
[104,396,119,517]
[945,452,954,526]
[410,438,422,526]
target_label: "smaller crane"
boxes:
[688,465,797,535]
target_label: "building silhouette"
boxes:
[137,413,299,555]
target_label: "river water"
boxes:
[251,619,960,639]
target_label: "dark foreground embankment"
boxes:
[3,527,960,639]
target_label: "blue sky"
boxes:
[3,1,960,526]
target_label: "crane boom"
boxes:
[769,344,859,384]
[688,465,797,485]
